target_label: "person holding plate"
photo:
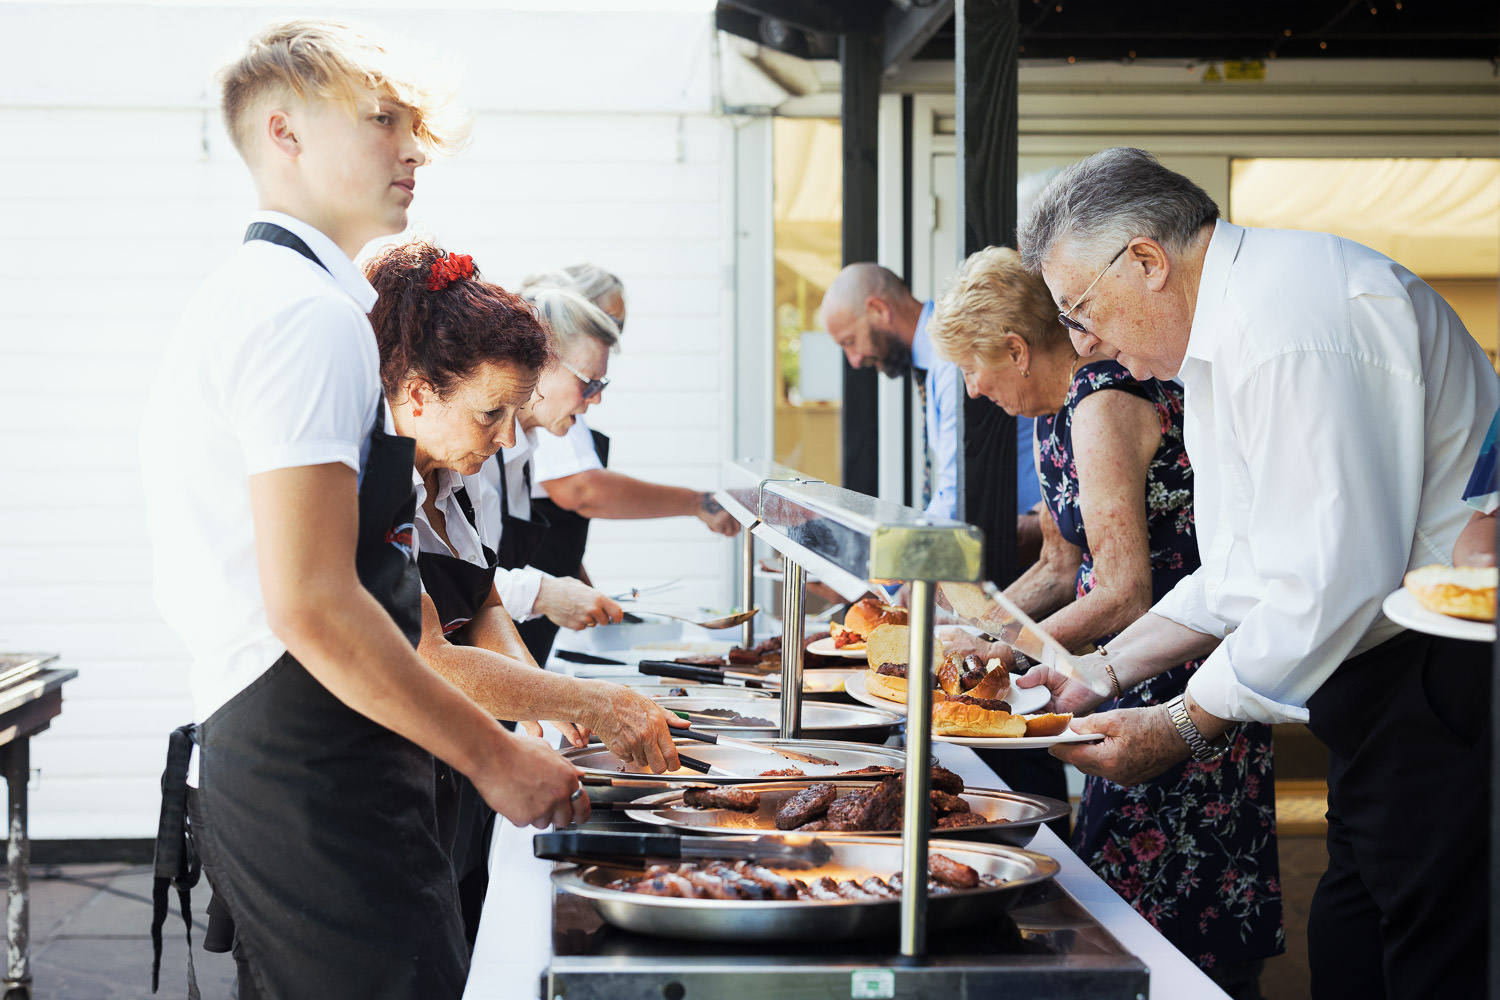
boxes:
[929,245,1281,997]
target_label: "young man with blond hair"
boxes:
[141,20,586,998]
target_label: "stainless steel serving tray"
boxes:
[553,836,1059,942]
[564,739,908,802]
[621,781,1068,848]
[651,697,901,743]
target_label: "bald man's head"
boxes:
[818,263,922,377]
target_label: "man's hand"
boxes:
[1050,705,1188,786]
[1013,651,1114,716]
[471,729,590,829]
[935,626,1001,662]
[534,577,623,630]
[696,493,741,537]
[581,681,687,773]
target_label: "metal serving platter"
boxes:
[652,698,901,743]
[553,836,1059,942]
[622,781,1069,848]
[564,739,909,802]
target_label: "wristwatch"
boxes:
[1165,694,1228,762]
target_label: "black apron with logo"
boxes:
[150,224,466,1000]
[417,484,505,951]
[517,430,608,663]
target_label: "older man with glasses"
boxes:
[1012,146,1497,1000]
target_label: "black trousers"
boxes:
[1304,628,1490,1000]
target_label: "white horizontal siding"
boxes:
[1,4,739,840]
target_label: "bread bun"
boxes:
[1022,713,1073,737]
[1404,564,1498,622]
[932,699,1026,738]
[835,597,908,647]
[967,657,1011,701]
[864,667,908,704]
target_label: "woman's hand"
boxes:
[529,720,592,748]
[935,626,1001,661]
[1050,705,1187,786]
[581,681,685,774]
[1014,650,1114,716]
[534,577,623,630]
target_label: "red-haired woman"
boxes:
[364,241,684,946]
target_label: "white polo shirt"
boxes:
[140,212,383,723]
[476,428,549,619]
[531,416,604,485]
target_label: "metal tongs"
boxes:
[535,830,833,868]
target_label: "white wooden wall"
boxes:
[0,3,740,839]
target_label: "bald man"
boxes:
[819,263,961,518]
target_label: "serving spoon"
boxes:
[624,608,759,630]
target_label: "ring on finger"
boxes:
[570,786,584,801]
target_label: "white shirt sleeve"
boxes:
[228,296,377,476]
[1151,570,1234,640]
[1185,344,1429,725]
[924,359,961,520]
[495,567,548,620]
[532,418,604,485]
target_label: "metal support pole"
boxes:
[741,529,757,651]
[898,580,936,959]
[4,739,29,999]
[779,557,806,739]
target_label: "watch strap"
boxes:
[1166,693,1227,762]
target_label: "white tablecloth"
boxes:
[463,737,1230,1000]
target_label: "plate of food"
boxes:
[810,597,909,656]
[806,636,869,659]
[845,671,1050,717]
[933,728,1103,749]
[1383,565,1496,642]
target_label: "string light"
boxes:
[1127,49,1137,59]
[1319,40,1328,49]
[1283,28,1293,37]
[1067,55,1076,63]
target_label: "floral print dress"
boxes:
[1035,360,1283,971]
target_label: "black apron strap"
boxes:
[244,222,328,273]
[151,723,201,998]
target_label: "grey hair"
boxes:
[524,287,620,355]
[519,262,625,313]
[1017,147,1219,273]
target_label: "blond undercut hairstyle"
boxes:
[929,246,1069,368]
[220,19,470,162]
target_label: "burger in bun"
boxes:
[1403,564,1498,622]
[831,597,908,650]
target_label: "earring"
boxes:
[1022,369,1030,379]
[412,407,422,417]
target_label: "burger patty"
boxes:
[940,693,1012,713]
[683,786,761,811]
[874,663,908,678]
[930,790,970,815]
[774,782,838,829]
[936,811,990,829]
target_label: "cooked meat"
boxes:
[803,877,844,901]
[863,778,905,831]
[836,765,898,777]
[833,880,879,900]
[732,862,798,900]
[929,853,980,889]
[825,787,878,827]
[930,765,965,795]
[674,653,725,666]
[683,786,761,811]
[727,646,762,665]
[936,653,964,695]
[759,768,806,777]
[683,870,740,899]
[774,782,838,830]
[959,654,988,691]
[936,811,991,829]
[794,818,828,833]
[930,790,970,815]
[859,876,899,898]
[874,663,908,678]
[753,636,783,655]
[939,692,1012,712]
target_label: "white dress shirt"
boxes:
[412,466,495,567]
[141,211,383,723]
[1155,221,1499,725]
[532,416,604,484]
[476,428,549,619]
[911,300,961,520]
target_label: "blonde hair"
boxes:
[220,19,470,161]
[525,287,620,356]
[519,264,625,314]
[929,246,1069,368]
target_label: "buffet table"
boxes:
[463,734,1227,1000]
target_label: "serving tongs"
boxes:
[674,725,838,766]
[639,660,778,689]
[535,829,833,868]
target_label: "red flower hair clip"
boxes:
[427,252,475,292]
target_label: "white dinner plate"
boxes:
[806,636,868,659]
[844,672,1052,717]
[934,729,1104,749]
[1382,587,1495,643]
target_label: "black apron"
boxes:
[150,223,467,1000]
[517,429,608,663]
[416,483,505,952]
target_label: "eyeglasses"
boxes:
[1057,243,1130,335]
[558,357,610,400]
